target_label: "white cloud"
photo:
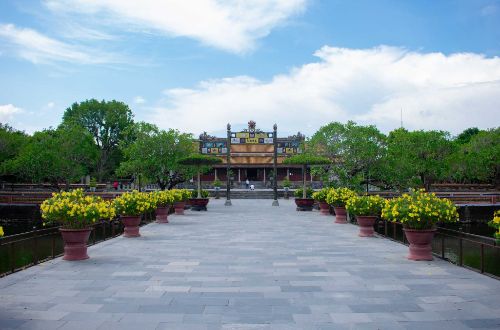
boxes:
[134,96,146,104]
[0,104,24,123]
[148,46,500,135]
[0,23,121,64]
[44,0,307,53]
[46,102,55,108]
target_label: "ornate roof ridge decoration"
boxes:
[248,120,256,130]
[240,120,264,133]
[287,132,305,140]
[199,131,218,140]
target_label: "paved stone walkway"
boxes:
[1,199,500,330]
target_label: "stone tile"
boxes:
[17,320,66,329]
[462,318,500,328]
[49,303,103,313]
[1,199,499,329]
[0,319,27,330]
[58,319,106,330]
[401,320,471,330]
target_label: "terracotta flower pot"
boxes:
[121,215,141,237]
[174,202,186,215]
[295,198,314,211]
[333,206,347,223]
[356,216,377,237]
[156,206,169,223]
[318,202,330,215]
[403,228,436,261]
[189,198,209,211]
[59,228,91,261]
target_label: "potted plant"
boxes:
[283,154,331,211]
[0,226,3,237]
[488,210,500,243]
[190,189,210,211]
[381,189,459,260]
[40,189,114,260]
[213,179,222,199]
[178,155,222,211]
[282,178,291,199]
[151,190,173,223]
[346,195,385,236]
[326,187,357,223]
[293,188,314,210]
[312,188,331,215]
[113,190,153,237]
[173,189,191,215]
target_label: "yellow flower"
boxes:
[0,226,4,237]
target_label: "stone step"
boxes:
[209,190,291,199]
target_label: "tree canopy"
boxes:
[449,128,499,184]
[308,121,385,190]
[62,99,134,181]
[178,154,223,166]
[178,154,222,198]
[282,154,331,166]
[3,125,98,189]
[0,124,29,172]
[117,123,197,190]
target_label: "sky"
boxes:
[0,0,499,137]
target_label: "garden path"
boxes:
[1,199,500,329]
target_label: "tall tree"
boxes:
[383,128,455,191]
[117,123,197,190]
[0,124,30,178]
[449,128,499,184]
[62,99,134,181]
[4,126,98,189]
[308,121,386,190]
[455,127,480,145]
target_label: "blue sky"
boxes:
[0,0,499,136]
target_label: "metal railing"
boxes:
[0,212,155,277]
[372,218,500,279]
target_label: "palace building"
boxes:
[198,120,314,187]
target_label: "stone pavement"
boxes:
[1,199,500,330]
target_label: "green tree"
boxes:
[449,128,499,184]
[62,99,134,181]
[117,123,196,190]
[4,126,98,189]
[383,128,455,191]
[455,127,480,145]
[308,121,386,190]
[178,155,222,198]
[283,154,331,198]
[0,124,30,179]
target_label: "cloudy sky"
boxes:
[0,0,499,136]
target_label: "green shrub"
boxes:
[294,187,313,198]
[191,189,209,198]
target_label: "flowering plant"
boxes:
[40,189,115,229]
[381,189,459,230]
[169,189,191,202]
[488,210,500,240]
[181,189,193,201]
[294,187,314,198]
[150,190,174,207]
[346,195,385,216]
[312,188,330,202]
[326,187,357,207]
[113,190,154,216]
[0,226,4,237]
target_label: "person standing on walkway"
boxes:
[245,178,250,189]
